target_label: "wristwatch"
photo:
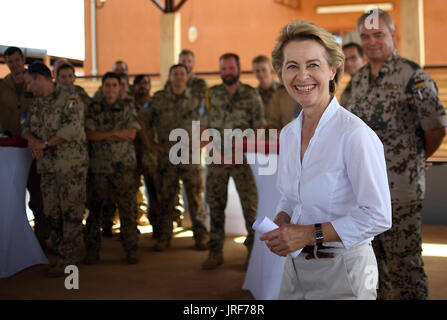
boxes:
[43,139,49,148]
[315,223,323,245]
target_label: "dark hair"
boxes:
[219,53,240,70]
[4,46,24,58]
[118,73,129,83]
[56,62,75,77]
[25,62,52,79]
[342,42,363,57]
[179,49,194,58]
[112,60,128,73]
[133,74,151,86]
[102,72,120,85]
[169,64,188,76]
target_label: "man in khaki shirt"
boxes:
[0,47,48,248]
[252,55,281,108]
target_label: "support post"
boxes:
[160,12,181,84]
[400,0,425,66]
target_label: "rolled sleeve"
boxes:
[331,126,392,248]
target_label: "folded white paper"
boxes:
[252,216,302,258]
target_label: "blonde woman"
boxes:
[260,20,392,300]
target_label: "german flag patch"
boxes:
[415,80,426,87]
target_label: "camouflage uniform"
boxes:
[203,83,266,254]
[339,78,353,108]
[265,86,301,129]
[165,73,207,99]
[348,50,447,300]
[84,97,141,259]
[135,97,161,236]
[0,74,47,245]
[164,74,208,223]
[140,87,208,243]
[256,80,281,108]
[22,85,88,266]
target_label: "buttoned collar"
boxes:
[364,49,400,82]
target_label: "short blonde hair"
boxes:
[271,20,345,93]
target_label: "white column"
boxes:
[160,13,181,85]
[400,0,425,66]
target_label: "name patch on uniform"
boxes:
[377,83,401,90]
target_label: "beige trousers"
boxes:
[279,243,378,300]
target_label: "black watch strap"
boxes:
[315,223,323,245]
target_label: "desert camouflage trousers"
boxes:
[85,170,139,255]
[205,163,258,253]
[373,201,429,300]
[40,168,87,266]
[154,154,207,242]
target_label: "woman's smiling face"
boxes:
[281,39,336,110]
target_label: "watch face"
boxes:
[316,230,323,240]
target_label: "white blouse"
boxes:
[276,97,392,248]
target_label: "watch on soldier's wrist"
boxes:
[43,139,49,148]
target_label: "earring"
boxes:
[329,79,335,93]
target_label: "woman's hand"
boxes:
[260,224,314,257]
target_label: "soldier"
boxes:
[84,72,141,265]
[349,9,447,299]
[54,61,92,112]
[339,42,364,107]
[141,64,208,251]
[165,50,208,225]
[178,49,207,99]
[252,55,281,107]
[0,47,48,250]
[113,60,128,75]
[201,53,266,269]
[265,87,301,131]
[22,62,88,277]
[133,74,161,238]
[93,60,131,102]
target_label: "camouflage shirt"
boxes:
[348,50,447,203]
[164,73,207,100]
[256,80,281,108]
[0,73,33,136]
[265,86,301,129]
[203,82,266,152]
[22,85,88,174]
[140,87,204,157]
[339,78,352,108]
[85,97,141,174]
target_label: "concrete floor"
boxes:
[1,223,447,300]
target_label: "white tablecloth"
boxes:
[242,153,285,300]
[0,147,48,278]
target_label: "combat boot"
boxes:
[126,251,139,264]
[47,264,66,278]
[202,251,223,270]
[84,253,100,265]
[152,240,171,252]
[194,239,208,251]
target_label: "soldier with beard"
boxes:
[201,53,266,269]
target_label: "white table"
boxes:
[242,153,285,300]
[0,147,48,278]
